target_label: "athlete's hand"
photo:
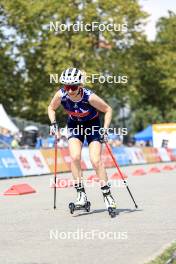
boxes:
[50,122,58,136]
[100,129,109,143]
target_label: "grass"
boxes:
[147,242,176,264]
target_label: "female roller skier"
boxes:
[48,68,117,214]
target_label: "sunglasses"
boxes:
[64,85,79,91]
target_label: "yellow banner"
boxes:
[41,149,69,173]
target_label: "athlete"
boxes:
[48,68,116,211]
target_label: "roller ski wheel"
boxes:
[108,207,116,218]
[69,202,75,214]
[68,201,91,214]
[85,201,91,212]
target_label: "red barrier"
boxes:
[110,172,128,180]
[4,184,36,195]
[87,174,99,182]
[148,167,161,173]
[162,165,174,171]
[132,169,147,176]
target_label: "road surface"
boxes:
[0,162,176,264]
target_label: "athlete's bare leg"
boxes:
[68,138,83,184]
[89,141,108,186]
[68,137,88,207]
[89,141,116,210]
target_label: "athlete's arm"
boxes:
[89,94,112,129]
[48,90,62,123]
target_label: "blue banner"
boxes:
[172,149,176,156]
[112,147,131,166]
[0,150,22,178]
[171,149,176,160]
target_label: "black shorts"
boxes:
[67,116,102,145]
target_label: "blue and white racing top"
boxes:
[60,87,98,122]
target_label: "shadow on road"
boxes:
[72,207,142,217]
[72,208,107,217]
[117,208,143,215]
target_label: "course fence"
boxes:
[0,147,176,179]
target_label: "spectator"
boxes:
[35,133,43,149]
[11,137,19,148]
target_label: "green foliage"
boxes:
[0,7,25,116]
[147,242,176,264]
[0,0,147,125]
[0,1,175,132]
[129,12,176,131]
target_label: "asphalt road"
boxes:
[0,162,176,264]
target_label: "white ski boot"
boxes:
[75,188,88,207]
[69,184,91,214]
[101,184,117,218]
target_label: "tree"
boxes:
[0,0,147,124]
[0,6,24,116]
[128,11,176,132]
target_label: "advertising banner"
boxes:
[101,146,115,168]
[60,147,88,170]
[13,149,50,176]
[0,146,175,179]
[157,148,171,162]
[125,147,146,164]
[112,147,131,166]
[142,147,161,163]
[167,149,176,161]
[0,149,22,178]
[153,123,176,148]
[59,148,72,170]
[41,148,69,173]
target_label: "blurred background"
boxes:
[0,0,175,148]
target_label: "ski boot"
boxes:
[101,184,117,218]
[69,183,91,214]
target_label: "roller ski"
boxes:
[101,184,117,218]
[69,183,91,214]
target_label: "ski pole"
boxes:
[53,135,58,209]
[105,142,138,208]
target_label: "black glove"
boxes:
[49,122,58,136]
[100,128,109,143]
